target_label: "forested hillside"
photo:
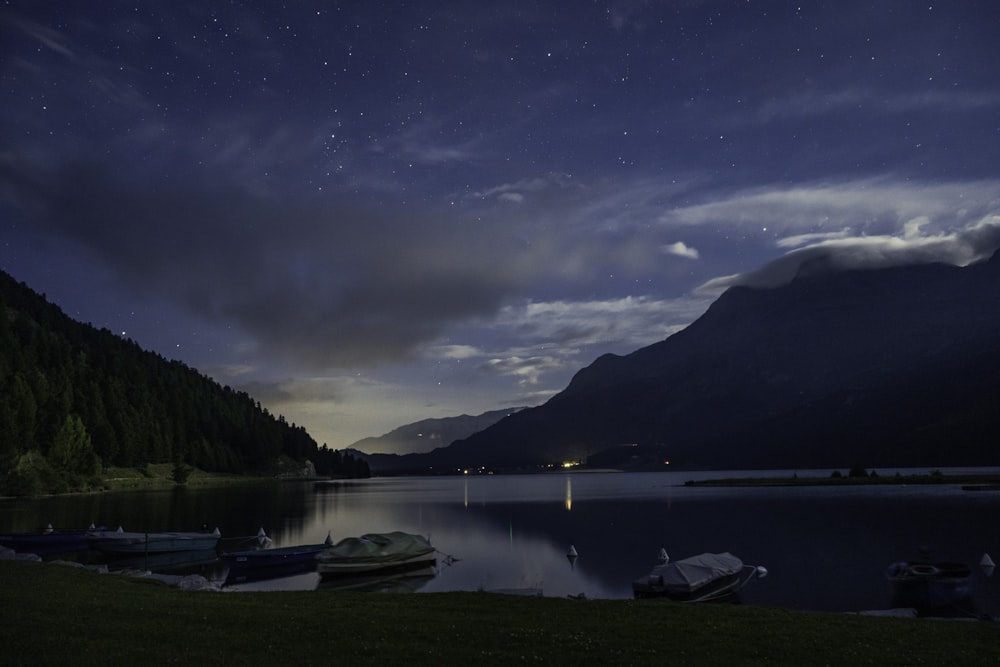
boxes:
[0,270,367,496]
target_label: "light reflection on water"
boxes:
[3,470,1000,613]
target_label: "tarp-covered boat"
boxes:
[88,527,221,554]
[633,551,767,601]
[315,531,436,579]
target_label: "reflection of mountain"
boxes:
[426,254,1000,470]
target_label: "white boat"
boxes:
[88,526,221,554]
[632,551,767,601]
[315,531,436,579]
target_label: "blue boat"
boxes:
[88,527,221,554]
[0,524,100,556]
[222,532,333,570]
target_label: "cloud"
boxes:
[0,156,692,373]
[662,241,700,260]
[667,179,1000,235]
[698,215,1000,293]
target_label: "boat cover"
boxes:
[658,552,743,593]
[316,532,433,564]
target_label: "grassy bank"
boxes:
[101,464,277,492]
[1,560,996,666]
[684,471,1000,488]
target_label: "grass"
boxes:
[101,464,272,492]
[684,472,1000,488]
[1,560,996,666]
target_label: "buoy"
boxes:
[116,525,124,533]
[756,566,769,579]
[256,527,271,546]
[324,531,333,546]
[981,553,995,577]
[567,545,578,558]
[658,548,669,564]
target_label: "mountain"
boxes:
[349,408,526,455]
[0,269,366,496]
[431,253,1000,471]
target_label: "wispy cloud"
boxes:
[699,214,1000,293]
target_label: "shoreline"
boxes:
[683,471,1000,487]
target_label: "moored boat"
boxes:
[633,550,767,601]
[223,532,333,570]
[886,560,973,611]
[315,531,436,579]
[88,526,221,554]
[0,524,99,556]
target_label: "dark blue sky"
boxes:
[2,1,999,452]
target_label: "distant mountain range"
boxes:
[360,252,1000,473]
[349,408,525,455]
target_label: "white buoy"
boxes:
[256,527,271,546]
[116,525,124,533]
[981,553,995,577]
[658,548,669,564]
[567,545,578,558]
[756,566,769,579]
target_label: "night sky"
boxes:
[2,2,999,453]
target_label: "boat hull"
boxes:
[223,544,328,569]
[0,531,92,556]
[887,561,972,610]
[88,530,220,554]
[316,551,437,578]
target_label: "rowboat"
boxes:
[87,526,221,554]
[315,531,436,579]
[0,524,99,556]
[632,550,767,602]
[887,560,973,611]
[222,532,333,570]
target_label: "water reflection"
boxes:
[3,471,1000,613]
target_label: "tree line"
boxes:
[0,270,368,496]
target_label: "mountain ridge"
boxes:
[349,407,526,455]
[419,253,1000,471]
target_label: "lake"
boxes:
[2,470,999,615]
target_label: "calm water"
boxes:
[3,470,1000,614]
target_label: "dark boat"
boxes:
[886,561,973,611]
[222,532,333,570]
[87,527,221,554]
[633,550,767,602]
[0,524,99,556]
